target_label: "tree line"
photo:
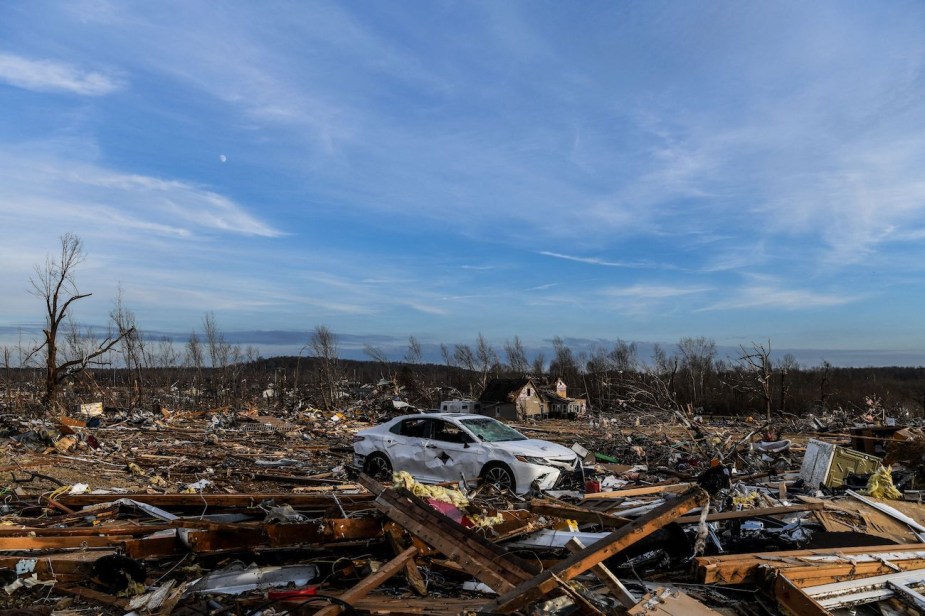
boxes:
[3,234,925,420]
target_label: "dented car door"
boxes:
[384,416,434,480]
[423,419,484,485]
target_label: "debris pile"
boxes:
[2,406,925,614]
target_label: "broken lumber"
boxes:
[626,586,725,615]
[566,537,636,608]
[673,502,825,524]
[772,574,829,616]
[530,498,629,528]
[314,546,418,616]
[359,474,537,594]
[583,482,691,499]
[696,544,925,585]
[481,486,709,614]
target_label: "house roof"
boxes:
[478,378,533,403]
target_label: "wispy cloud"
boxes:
[0,52,122,95]
[699,286,861,312]
[0,148,282,238]
[539,251,654,269]
[604,284,711,300]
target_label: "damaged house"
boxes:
[477,377,587,420]
[478,378,543,420]
[540,378,588,418]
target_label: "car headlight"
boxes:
[515,455,550,466]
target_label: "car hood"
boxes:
[490,439,577,459]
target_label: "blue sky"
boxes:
[3,1,925,366]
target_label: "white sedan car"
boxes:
[353,413,582,494]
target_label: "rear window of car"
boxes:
[389,418,431,438]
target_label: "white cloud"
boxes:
[0,150,282,238]
[0,52,122,95]
[699,286,861,312]
[606,284,711,299]
[539,251,654,269]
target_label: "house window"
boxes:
[526,388,531,396]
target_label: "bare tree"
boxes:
[530,352,546,376]
[609,339,638,372]
[585,345,611,410]
[474,333,499,392]
[309,325,339,410]
[185,331,203,406]
[453,343,476,396]
[364,344,391,368]
[28,233,134,411]
[549,336,580,388]
[817,360,833,411]
[677,336,716,408]
[111,288,146,407]
[404,336,422,365]
[776,353,799,415]
[504,336,529,375]
[2,345,13,408]
[154,336,181,370]
[439,343,453,382]
[202,312,230,370]
[735,340,774,421]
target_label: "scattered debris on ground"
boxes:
[2,403,925,615]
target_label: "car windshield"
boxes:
[459,418,527,442]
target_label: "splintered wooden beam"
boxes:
[385,523,428,597]
[56,492,375,510]
[773,574,829,616]
[482,486,709,614]
[696,544,925,585]
[566,537,636,608]
[530,498,629,528]
[314,546,418,616]
[359,474,537,594]
[673,502,824,524]
[582,482,691,499]
[0,550,115,579]
[0,536,118,550]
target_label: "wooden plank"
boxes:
[315,546,418,616]
[482,486,709,614]
[627,586,725,615]
[56,492,375,509]
[530,499,629,528]
[352,595,489,615]
[768,559,925,588]
[0,550,115,579]
[566,537,636,608]
[674,502,824,524]
[697,544,925,585]
[56,584,129,609]
[385,524,428,597]
[549,571,606,615]
[0,525,171,537]
[0,535,117,550]
[122,535,183,559]
[359,474,536,594]
[583,483,691,499]
[773,574,829,616]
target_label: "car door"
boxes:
[383,417,434,480]
[424,419,485,486]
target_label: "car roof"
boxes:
[393,412,486,421]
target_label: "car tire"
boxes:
[363,452,393,481]
[480,463,516,492]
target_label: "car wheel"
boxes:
[363,452,393,481]
[481,463,516,492]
